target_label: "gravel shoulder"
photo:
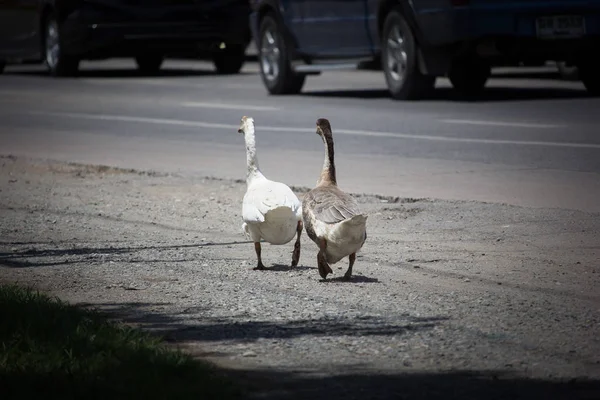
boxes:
[1,155,599,399]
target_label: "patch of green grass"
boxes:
[0,284,240,399]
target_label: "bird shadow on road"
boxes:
[320,274,379,284]
[254,264,315,272]
[300,85,592,103]
[0,240,253,269]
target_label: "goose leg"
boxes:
[291,220,303,267]
[317,238,333,279]
[253,242,267,270]
[343,252,356,281]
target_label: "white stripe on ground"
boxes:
[181,102,279,111]
[27,111,600,149]
[441,119,564,129]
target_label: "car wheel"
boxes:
[258,13,305,95]
[448,55,491,97]
[213,44,245,74]
[576,59,599,95]
[44,15,79,77]
[0,60,5,74]
[381,8,435,100]
[135,54,164,75]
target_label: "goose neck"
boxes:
[244,128,262,183]
[318,133,336,185]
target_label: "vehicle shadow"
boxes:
[7,67,254,78]
[492,70,563,80]
[301,85,591,102]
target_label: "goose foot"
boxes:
[318,253,332,279]
[291,220,303,267]
[253,263,267,271]
[317,238,333,279]
[343,253,356,280]
[253,242,267,271]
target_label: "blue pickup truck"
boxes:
[249,0,600,99]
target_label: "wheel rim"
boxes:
[386,24,408,83]
[260,28,280,81]
[45,20,59,68]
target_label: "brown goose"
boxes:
[302,118,367,280]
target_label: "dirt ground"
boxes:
[1,154,599,399]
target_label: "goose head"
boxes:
[238,115,255,135]
[316,118,332,141]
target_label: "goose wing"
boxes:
[305,186,360,224]
[243,180,301,223]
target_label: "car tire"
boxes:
[258,13,305,95]
[576,59,600,95]
[381,8,435,100]
[213,44,245,74]
[448,55,491,97]
[0,60,5,74]
[135,54,164,75]
[44,14,79,77]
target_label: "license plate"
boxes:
[536,15,585,39]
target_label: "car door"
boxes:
[0,0,40,59]
[280,0,305,44]
[294,0,371,57]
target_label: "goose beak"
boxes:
[238,116,248,133]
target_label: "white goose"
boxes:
[302,118,367,280]
[237,116,303,270]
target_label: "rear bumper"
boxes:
[417,3,600,54]
[474,36,600,62]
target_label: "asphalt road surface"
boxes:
[1,59,599,212]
